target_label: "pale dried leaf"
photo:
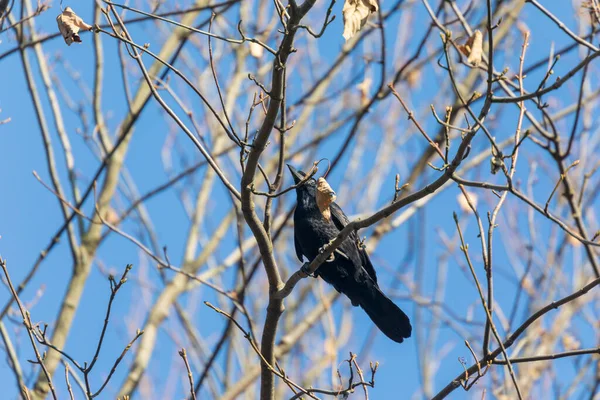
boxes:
[406,69,422,89]
[356,77,372,107]
[104,207,120,225]
[249,42,263,59]
[521,277,535,296]
[457,191,478,213]
[467,31,483,66]
[342,0,378,41]
[316,177,337,221]
[56,7,92,46]
[490,155,502,174]
[566,232,582,247]
[582,1,600,25]
[459,30,483,67]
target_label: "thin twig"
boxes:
[0,258,58,400]
[179,349,197,400]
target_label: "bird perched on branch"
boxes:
[288,165,412,343]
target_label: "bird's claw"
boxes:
[318,239,336,253]
[357,236,367,249]
[318,240,336,262]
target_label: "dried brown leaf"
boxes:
[316,177,337,221]
[459,30,483,67]
[467,31,483,66]
[457,191,478,213]
[458,31,483,66]
[342,0,378,41]
[457,44,470,57]
[56,7,92,46]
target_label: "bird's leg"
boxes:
[318,238,335,253]
[357,236,367,249]
[318,239,336,262]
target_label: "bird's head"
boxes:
[287,165,336,210]
[287,164,317,208]
[287,164,315,190]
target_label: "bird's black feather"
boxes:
[329,202,378,283]
[288,165,412,343]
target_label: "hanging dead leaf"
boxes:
[56,7,92,46]
[249,42,263,59]
[458,30,483,67]
[457,191,478,213]
[490,140,502,174]
[315,177,337,221]
[104,207,120,225]
[457,41,470,57]
[582,1,600,25]
[521,277,535,296]
[356,77,372,107]
[566,231,582,247]
[342,0,378,41]
[490,155,502,174]
[406,68,422,89]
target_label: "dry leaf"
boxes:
[458,30,483,67]
[406,69,422,89]
[521,277,535,296]
[104,207,120,225]
[457,191,478,213]
[582,1,600,25]
[457,43,470,57]
[56,7,92,46]
[342,0,378,41]
[566,231,582,247]
[316,177,337,221]
[249,42,263,59]
[356,77,372,107]
[467,31,483,66]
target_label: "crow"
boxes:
[288,165,412,343]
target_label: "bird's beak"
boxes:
[287,164,304,185]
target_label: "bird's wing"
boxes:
[294,230,305,262]
[357,243,378,284]
[329,202,351,228]
[330,202,378,284]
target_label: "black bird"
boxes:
[288,165,412,343]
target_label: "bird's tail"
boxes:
[359,288,412,343]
